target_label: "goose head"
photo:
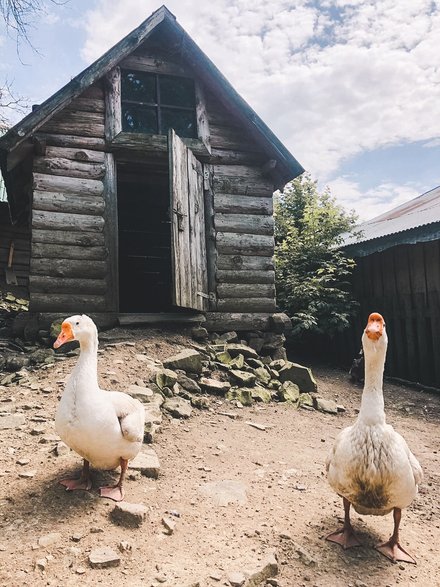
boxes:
[361,312,388,355]
[53,314,97,349]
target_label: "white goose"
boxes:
[53,314,145,501]
[326,312,423,563]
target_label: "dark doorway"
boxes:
[117,163,172,312]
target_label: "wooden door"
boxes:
[169,129,208,311]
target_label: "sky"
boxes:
[1,0,440,221]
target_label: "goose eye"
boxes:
[76,322,79,326]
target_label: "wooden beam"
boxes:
[105,67,122,142]
[110,132,210,158]
[103,152,119,312]
[33,172,104,196]
[214,213,274,236]
[32,228,105,247]
[216,232,274,256]
[32,209,105,232]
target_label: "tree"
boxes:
[274,173,358,340]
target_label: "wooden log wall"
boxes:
[30,84,109,312]
[338,241,440,388]
[0,204,31,288]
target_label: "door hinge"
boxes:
[196,291,209,299]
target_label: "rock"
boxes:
[71,532,83,542]
[261,333,285,352]
[336,404,346,412]
[199,377,231,394]
[254,367,271,385]
[314,397,338,414]
[18,470,36,478]
[28,348,55,365]
[245,552,278,586]
[246,358,264,369]
[163,397,192,419]
[269,359,287,371]
[49,320,62,339]
[269,313,292,333]
[30,425,47,435]
[89,547,121,569]
[230,370,256,386]
[156,369,178,389]
[215,350,233,365]
[229,354,245,369]
[35,558,47,571]
[118,541,132,552]
[279,362,317,393]
[225,344,258,359]
[55,441,70,456]
[111,502,148,528]
[299,393,314,408]
[163,349,203,374]
[129,447,160,478]
[270,347,287,361]
[0,413,25,430]
[199,479,248,506]
[39,434,60,444]
[126,384,154,403]
[38,532,62,548]
[162,515,177,534]
[191,396,210,409]
[278,381,300,403]
[225,388,253,407]
[251,387,272,403]
[247,335,265,353]
[191,326,209,341]
[177,373,201,393]
[228,571,246,586]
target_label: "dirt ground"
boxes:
[0,326,439,587]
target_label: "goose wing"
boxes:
[393,430,423,486]
[107,391,145,443]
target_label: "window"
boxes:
[121,70,197,138]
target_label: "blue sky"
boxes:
[1,0,440,220]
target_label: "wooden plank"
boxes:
[203,164,217,310]
[217,298,276,312]
[217,269,275,284]
[215,213,274,235]
[40,110,105,138]
[103,152,119,312]
[195,81,211,154]
[217,283,275,299]
[209,123,260,153]
[119,55,192,77]
[32,228,105,247]
[32,210,105,232]
[216,232,274,256]
[32,242,107,261]
[65,97,105,113]
[217,254,274,271]
[30,293,106,312]
[119,312,206,325]
[209,148,265,166]
[105,67,122,142]
[33,191,105,216]
[30,258,107,278]
[111,132,210,158]
[36,133,106,151]
[45,146,105,163]
[33,172,104,196]
[424,241,440,383]
[33,157,105,179]
[205,312,272,331]
[214,193,273,215]
[30,275,107,294]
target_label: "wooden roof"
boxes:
[0,5,304,183]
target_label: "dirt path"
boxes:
[0,328,439,587]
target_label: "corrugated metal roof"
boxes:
[342,185,440,249]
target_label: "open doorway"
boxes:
[117,163,173,312]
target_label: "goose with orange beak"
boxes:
[326,312,423,563]
[53,315,145,501]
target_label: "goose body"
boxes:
[326,313,422,563]
[54,314,145,500]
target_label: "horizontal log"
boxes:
[40,122,105,139]
[33,157,105,179]
[30,258,107,278]
[32,210,105,232]
[205,312,273,331]
[33,191,105,216]
[216,298,277,312]
[32,229,105,247]
[217,283,275,299]
[209,123,259,153]
[215,213,274,236]
[120,55,191,77]
[33,173,104,196]
[29,275,107,294]
[216,233,274,256]
[216,269,275,284]
[214,193,273,215]
[36,133,106,151]
[110,132,210,158]
[44,146,105,163]
[65,97,105,113]
[30,293,107,312]
[32,242,107,261]
[217,254,274,271]
[80,84,104,99]
[209,148,265,166]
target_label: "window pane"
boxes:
[161,108,197,138]
[160,76,195,108]
[121,70,156,103]
[122,105,158,133]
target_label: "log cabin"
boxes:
[0,5,304,333]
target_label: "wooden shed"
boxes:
[341,186,440,387]
[0,5,303,332]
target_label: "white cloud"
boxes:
[79,0,440,211]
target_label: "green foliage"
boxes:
[275,173,358,339]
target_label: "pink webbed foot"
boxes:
[59,477,92,492]
[99,485,125,502]
[375,540,416,564]
[326,527,362,549]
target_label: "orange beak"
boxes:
[53,322,74,349]
[365,312,384,340]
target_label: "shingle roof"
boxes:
[342,186,440,256]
